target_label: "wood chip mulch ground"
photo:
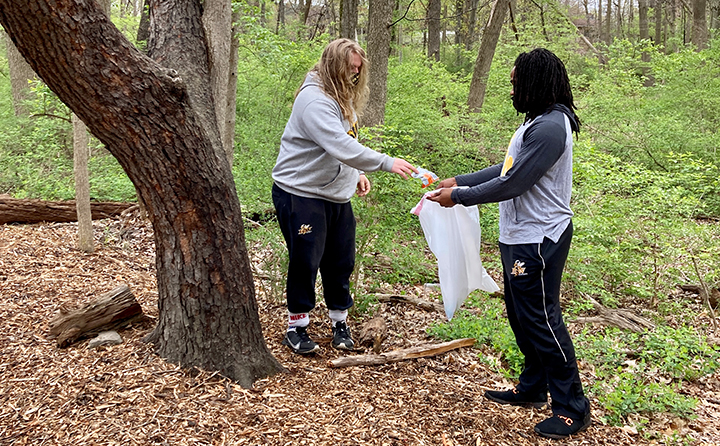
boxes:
[1,215,719,445]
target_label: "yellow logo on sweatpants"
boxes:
[298,224,312,235]
[511,260,527,276]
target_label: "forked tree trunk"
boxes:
[0,0,285,387]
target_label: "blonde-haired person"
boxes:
[272,38,417,355]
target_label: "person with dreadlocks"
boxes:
[428,48,591,439]
[272,38,417,355]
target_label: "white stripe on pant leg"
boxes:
[538,243,568,363]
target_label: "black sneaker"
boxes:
[331,321,355,350]
[282,327,319,355]
[534,412,592,439]
[485,388,547,409]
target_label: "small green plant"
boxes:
[428,295,523,377]
[244,219,288,303]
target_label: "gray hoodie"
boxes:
[272,74,395,203]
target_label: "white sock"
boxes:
[328,309,348,327]
[288,312,309,329]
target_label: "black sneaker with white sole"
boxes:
[282,327,320,355]
[331,321,355,350]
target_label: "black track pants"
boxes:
[272,184,355,314]
[499,221,590,419]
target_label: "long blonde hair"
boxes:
[301,38,369,123]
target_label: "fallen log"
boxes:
[328,338,476,368]
[574,295,654,333]
[48,285,145,348]
[0,197,135,224]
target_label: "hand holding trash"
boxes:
[426,176,458,208]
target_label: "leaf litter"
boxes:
[1,214,719,445]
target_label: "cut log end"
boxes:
[49,285,144,348]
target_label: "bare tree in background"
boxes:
[427,0,441,61]
[363,0,394,126]
[467,0,509,112]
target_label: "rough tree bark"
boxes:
[340,0,359,38]
[467,0,509,113]
[363,0,394,127]
[0,0,285,387]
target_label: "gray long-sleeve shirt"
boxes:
[272,74,395,203]
[451,105,576,244]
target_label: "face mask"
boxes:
[351,72,360,86]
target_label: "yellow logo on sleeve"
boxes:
[348,121,358,139]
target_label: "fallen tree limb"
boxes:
[48,285,145,348]
[328,338,476,368]
[574,295,654,333]
[0,197,135,224]
[376,293,443,312]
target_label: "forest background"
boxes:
[1,0,720,441]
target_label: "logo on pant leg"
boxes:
[298,224,312,235]
[511,260,527,276]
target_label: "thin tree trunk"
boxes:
[276,0,285,33]
[467,0,509,113]
[136,0,150,48]
[606,0,612,43]
[340,0,358,38]
[363,0,394,126]
[692,0,708,49]
[427,0,441,61]
[4,32,36,116]
[654,0,662,42]
[73,114,94,252]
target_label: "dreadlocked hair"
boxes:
[298,38,369,123]
[512,48,580,134]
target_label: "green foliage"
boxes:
[576,325,719,425]
[428,296,524,378]
[568,141,716,307]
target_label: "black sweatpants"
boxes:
[499,221,589,419]
[272,184,355,314]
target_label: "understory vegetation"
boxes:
[1,11,719,440]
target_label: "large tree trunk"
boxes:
[0,0,285,388]
[4,32,36,116]
[467,0,509,112]
[427,0,441,61]
[363,0,394,127]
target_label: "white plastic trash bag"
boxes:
[411,191,500,320]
